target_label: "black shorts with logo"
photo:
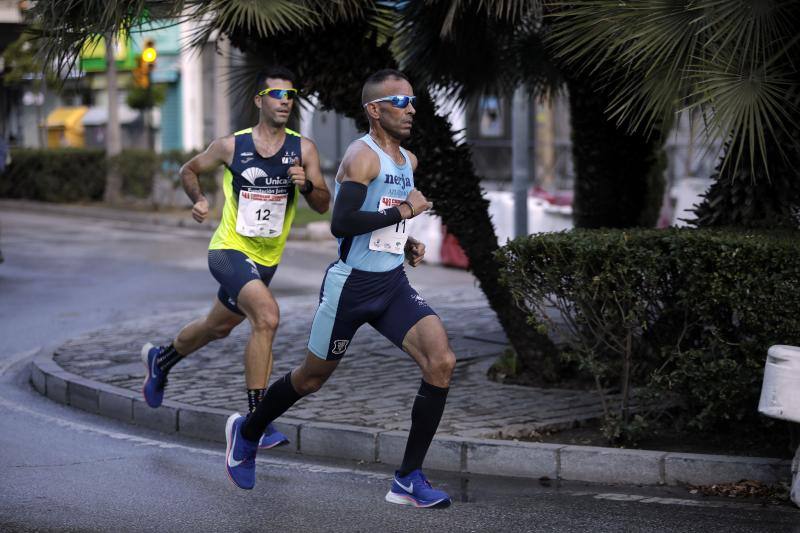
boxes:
[208,249,277,315]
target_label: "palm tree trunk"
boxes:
[567,76,667,228]
[36,80,45,149]
[103,32,123,204]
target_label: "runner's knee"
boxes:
[423,349,456,384]
[249,307,279,333]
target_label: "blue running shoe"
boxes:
[258,422,290,449]
[141,343,167,408]
[225,413,258,490]
[385,469,452,508]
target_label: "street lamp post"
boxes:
[511,85,532,238]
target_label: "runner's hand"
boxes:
[404,188,432,218]
[405,239,425,267]
[288,157,308,191]
[192,197,209,223]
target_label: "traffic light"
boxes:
[132,39,156,88]
[141,40,157,65]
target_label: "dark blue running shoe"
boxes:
[141,343,167,408]
[385,469,451,508]
[258,422,290,449]
[225,413,258,490]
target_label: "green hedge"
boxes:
[160,149,218,198]
[0,148,106,202]
[497,228,800,447]
[1,148,217,202]
[110,149,160,198]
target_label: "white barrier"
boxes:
[529,197,573,234]
[414,191,574,265]
[671,177,712,226]
[410,210,443,265]
[486,191,573,247]
[758,345,800,508]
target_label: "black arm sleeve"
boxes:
[330,181,403,238]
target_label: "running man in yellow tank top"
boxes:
[140,66,330,449]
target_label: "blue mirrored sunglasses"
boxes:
[364,95,417,109]
[257,88,298,100]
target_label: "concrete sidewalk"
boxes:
[7,199,792,489]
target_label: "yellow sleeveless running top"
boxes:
[208,127,301,266]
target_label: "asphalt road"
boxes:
[0,209,797,532]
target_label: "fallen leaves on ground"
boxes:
[686,479,790,502]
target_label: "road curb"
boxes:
[30,348,792,487]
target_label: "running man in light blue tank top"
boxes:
[331,132,415,272]
[228,70,457,508]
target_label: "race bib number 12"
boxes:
[236,189,288,237]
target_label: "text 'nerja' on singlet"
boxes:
[337,134,414,273]
[209,127,301,266]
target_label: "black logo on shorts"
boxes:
[331,339,349,355]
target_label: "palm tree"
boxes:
[566,74,668,228]
[393,0,669,230]
[547,0,800,228]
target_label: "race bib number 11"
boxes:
[369,196,409,254]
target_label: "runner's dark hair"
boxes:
[256,66,296,91]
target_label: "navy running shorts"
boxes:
[308,260,438,360]
[208,249,277,315]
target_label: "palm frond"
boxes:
[27,0,378,75]
[395,0,554,103]
[27,0,181,75]
[473,0,538,25]
[183,0,321,50]
[546,0,800,172]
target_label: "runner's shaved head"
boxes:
[361,69,411,105]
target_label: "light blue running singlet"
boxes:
[336,134,414,273]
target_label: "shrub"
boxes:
[160,149,218,196]
[0,148,105,202]
[110,149,160,198]
[0,148,217,202]
[497,228,800,448]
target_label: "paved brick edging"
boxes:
[30,349,791,487]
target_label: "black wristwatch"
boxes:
[300,180,314,195]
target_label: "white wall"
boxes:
[179,20,205,151]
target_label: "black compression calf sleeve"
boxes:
[399,380,450,476]
[242,371,302,442]
[330,181,402,237]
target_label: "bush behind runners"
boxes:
[0,147,106,202]
[497,228,800,451]
[0,148,217,202]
